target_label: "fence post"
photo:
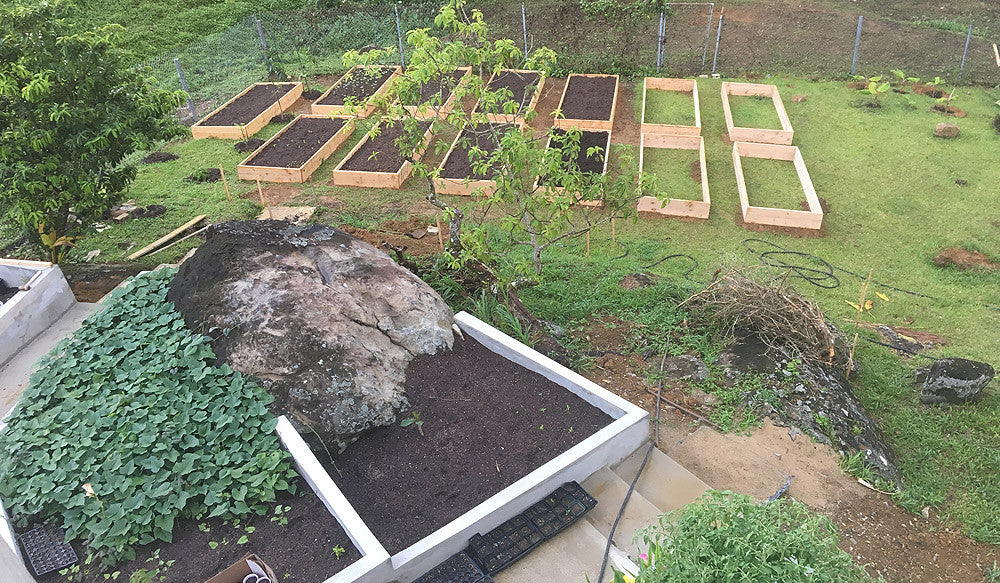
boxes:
[851,15,863,75]
[702,4,715,69]
[656,12,664,72]
[395,5,406,69]
[712,9,724,74]
[255,17,272,73]
[173,58,197,121]
[521,4,528,57]
[958,21,973,82]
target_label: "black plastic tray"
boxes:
[19,526,78,576]
[522,481,597,538]
[467,514,544,574]
[412,552,493,583]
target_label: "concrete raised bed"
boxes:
[636,134,711,220]
[282,311,649,582]
[237,115,356,183]
[0,260,75,369]
[721,82,794,145]
[640,77,701,136]
[191,82,303,140]
[733,141,823,230]
[311,66,402,118]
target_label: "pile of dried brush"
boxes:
[683,267,848,365]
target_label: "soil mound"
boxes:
[933,247,998,271]
[167,221,455,451]
[141,151,179,164]
[302,89,322,100]
[185,168,222,183]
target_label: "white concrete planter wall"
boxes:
[0,259,76,368]
[282,311,650,583]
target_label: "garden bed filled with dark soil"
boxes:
[317,334,612,554]
[318,66,397,106]
[482,71,540,114]
[200,83,299,126]
[440,124,513,180]
[340,122,431,172]
[0,279,17,304]
[38,480,362,583]
[245,117,347,168]
[406,70,468,106]
[539,129,610,187]
[560,75,616,121]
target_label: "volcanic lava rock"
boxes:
[167,220,454,451]
[916,358,994,405]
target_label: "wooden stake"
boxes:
[257,180,271,219]
[436,215,444,250]
[857,269,872,316]
[994,43,1000,67]
[219,165,231,202]
[586,230,591,259]
[611,218,616,244]
[846,332,859,380]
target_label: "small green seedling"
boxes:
[332,545,346,559]
[401,411,424,435]
[858,76,890,107]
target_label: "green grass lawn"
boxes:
[641,147,703,201]
[739,156,807,209]
[727,94,785,130]
[642,87,698,127]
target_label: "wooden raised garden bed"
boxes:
[553,74,619,132]
[331,121,434,189]
[191,82,303,140]
[401,67,472,120]
[537,129,612,207]
[472,69,545,124]
[311,65,401,118]
[636,134,710,220]
[721,82,794,145]
[237,115,355,183]
[286,312,648,581]
[732,141,823,230]
[435,122,523,197]
[640,77,701,136]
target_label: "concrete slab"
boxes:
[612,447,711,513]
[493,519,621,583]
[582,467,663,558]
[0,302,99,418]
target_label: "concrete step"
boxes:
[0,302,99,418]
[580,466,663,559]
[492,518,636,583]
[612,445,711,514]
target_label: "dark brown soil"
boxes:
[560,75,616,121]
[931,104,966,117]
[913,83,946,99]
[235,138,266,153]
[993,114,1000,134]
[133,204,167,219]
[186,168,222,183]
[799,196,832,214]
[141,151,179,164]
[322,335,612,554]
[933,246,999,271]
[481,70,541,115]
[339,122,430,173]
[82,482,360,583]
[272,113,296,124]
[0,279,18,304]
[406,70,468,106]
[61,263,149,302]
[440,123,513,180]
[247,117,346,168]
[318,66,396,106]
[539,129,610,187]
[199,83,298,127]
[846,81,868,90]
[302,89,323,100]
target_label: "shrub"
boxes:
[0,269,297,563]
[616,491,877,583]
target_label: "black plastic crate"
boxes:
[19,526,78,576]
[467,514,544,574]
[522,481,597,538]
[412,552,493,583]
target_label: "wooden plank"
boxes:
[720,82,794,145]
[127,215,207,260]
[331,121,434,189]
[994,43,1000,67]
[311,65,402,118]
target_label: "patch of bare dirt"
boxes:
[933,247,999,271]
[239,183,307,206]
[610,80,639,147]
[340,216,447,257]
[799,196,832,214]
[931,104,966,117]
[689,159,702,183]
[891,326,948,347]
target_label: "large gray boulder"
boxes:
[917,358,994,404]
[167,221,454,451]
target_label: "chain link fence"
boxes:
[142,1,1000,124]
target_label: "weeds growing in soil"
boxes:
[400,411,425,436]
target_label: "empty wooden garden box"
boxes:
[191,82,303,140]
[636,134,710,220]
[236,115,355,183]
[311,65,401,118]
[640,78,701,136]
[721,82,794,145]
[435,122,524,197]
[732,141,822,230]
[472,69,545,125]
[401,67,472,121]
[553,74,619,132]
[331,120,435,189]
[536,129,612,207]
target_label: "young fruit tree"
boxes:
[0,1,185,260]
[343,0,643,296]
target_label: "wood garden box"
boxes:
[732,141,823,230]
[237,115,355,183]
[636,134,710,220]
[191,82,303,140]
[640,78,701,136]
[720,82,794,145]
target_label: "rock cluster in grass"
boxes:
[916,358,994,405]
[933,122,960,139]
[714,334,901,484]
[167,220,455,451]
